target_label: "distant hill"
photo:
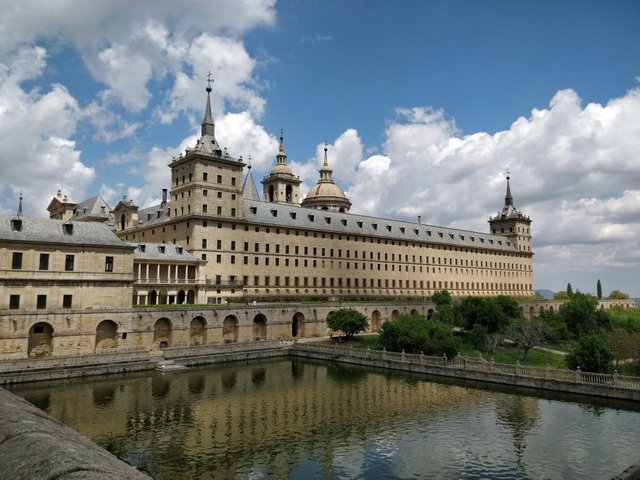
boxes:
[536,289,555,299]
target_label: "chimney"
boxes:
[417,215,422,225]
[161,188,168,207]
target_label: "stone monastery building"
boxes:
[108,84,534,305]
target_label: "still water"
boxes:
[8,359,640,479]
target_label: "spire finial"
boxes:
[17,191,23,217]
[323,142,328,166]
[206,71,214,93]
[247,154,252,170]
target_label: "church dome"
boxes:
[301,145,351,212]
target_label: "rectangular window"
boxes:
[216,254,222,263]
[203,189,208,196]
[39,253,49,271]
[203,172,208,181]
[12,252,22,269]
[231,208,236,217]
[203,204,208,213]
[230,241,236,250]
[37,295,47,309]
[217,174,222,183]
[63,294,72,309]
[9,295,20,309]
[105,256,114,272]
[65,255,75,271]
[231,177,236,186]
[217,239,222,249]
[217,206,222,215]
[202,239,207,248]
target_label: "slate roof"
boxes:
[130,242,200,263]
[137,204,171,227]
[242,170,260,201]
[0,215,133,249]
[243,199,520,253]
[71,195,111,221]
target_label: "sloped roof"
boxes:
[242,170,261,201]
[71,195,111,221]
[0,215,132,249]
[130,242,200,263]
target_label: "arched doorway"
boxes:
[223,315,239,343]
[285,185,293,203]
[371,310,381,333]
[190,316,207,345]
[391,309,400,321]
[95,320,118,349]
[410,309,418,316]
[427,308,434,319]
[28,322,54,357]
[177,290,186,304]
[153,318,172,348]
[292,312,305,338]
[253,314,267,341]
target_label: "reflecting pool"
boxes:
[8,359,640,479]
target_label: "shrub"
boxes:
[565,334,614,373]
[380,315,459,357]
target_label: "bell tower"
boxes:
[261,131,301,204]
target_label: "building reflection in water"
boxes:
[8,359,640,479]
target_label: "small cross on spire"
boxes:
[505,166,511,180]
[206,71,214,92]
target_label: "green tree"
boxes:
[603,329,640,366]
[565,334,614,373]
[431,290,452,307]
[567,283,573,296]
[609,290,630,299]
[326,309,369,339]
[559,292,599,337]
[380,315,458,357]
[507,317,549,362]
[596,279,602,299]
[430,303,460,326]
[456,296,511,333]
[553,291,570,300]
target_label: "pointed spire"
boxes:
[201,72,215,138]
[276,128,287,164]
[319,143,333,181]
[505,168,513,207]
[323,143,329,166]
[16,191,23,217]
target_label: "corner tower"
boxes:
[261,131,302,204]
[489,174,532,252]
[169,80,245,221]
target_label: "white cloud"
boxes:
[311,86,640,294]
[0,47,93,215]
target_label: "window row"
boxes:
[10,253,115,272]
[8,294,73,310]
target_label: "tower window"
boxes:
[12,252,23,269]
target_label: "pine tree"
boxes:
[597,279,602,299]
[567,283,573,296]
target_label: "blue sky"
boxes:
[0,0,639,296]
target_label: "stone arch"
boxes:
[190,316,207,345]
[539,306,545,314]
[529,306,535,317]
[371,310,381,333]
[268,185,274,202]
[391,309,400,321]
[187,290,195,304]
[519,306,524,317]
[28,322,54,357]
[149,290,158,305]
[253,313,267,341]
[95,320,118,349]
[427,308,434,319]
[410,308,419,316]
[285,184,293,203]
[292,312,305,338]
[177,290,186,304]
[153,318,172,348]
[223,315,239,343]
[549,306,555,313]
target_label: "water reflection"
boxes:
[8,360,640,480]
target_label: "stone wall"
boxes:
[0,387,150,479]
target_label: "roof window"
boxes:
[290,212,296,219]
[63,222,73,235]
[10,218,22,232]
[250,207,257,214]
[139,245,146,252]
[271,209,278,217]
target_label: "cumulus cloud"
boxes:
[0,47,93,215]
[318,86,640,294]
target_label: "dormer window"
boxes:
[158,246,165,254]
[325,217,331,224]
[449,233,454,239]
[271,209,278,217]
[438,232,443,238]
[372,223,377,230]
[290,212,296,219]
[413,228,419,235]
[139,245,146,252]
[357,221,363,228]
[400,227,405,233]
[308,214,314,222]
[10,218,22,232]
[250,207,257,214]
[176,246,183,254]
[386,225,392,232]
[341,219,347,226]
[63,222,73,235]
